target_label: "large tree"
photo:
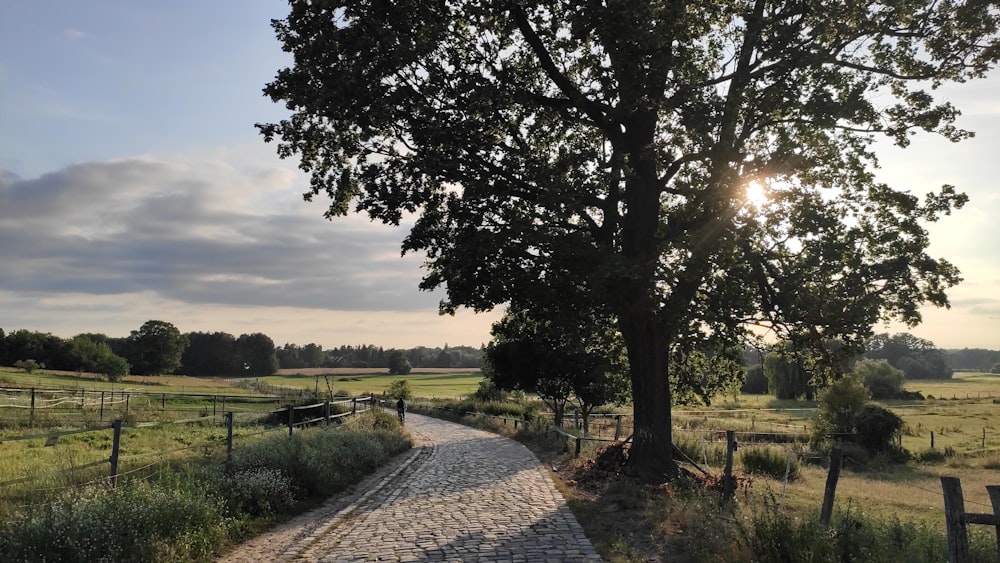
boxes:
[126,320,188,376]
[261,1,999,480]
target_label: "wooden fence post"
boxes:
[819,447,843,526]
[942,476,971,563]
[213,395,217,416]
[221,395,226,415]
[352,398,357,415]
[987,485,1000,563]
[614,415,622,441]
[575,436,582,458]
[109,419,122,487]
[162,393,166,410]
[225,412,234,468]
[100,391,105,421]
[125,393,129,415]
[931,431,935,449]
[324,400,331,425]
[287,405,295,436]
[723,430,737,501]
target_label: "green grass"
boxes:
[257,371,484,399]
[0,411,411,562]
[903,371,1000,400]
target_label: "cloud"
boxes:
[0,149,442,314]
[64,29,87,41]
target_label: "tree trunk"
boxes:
[620,311,676,482]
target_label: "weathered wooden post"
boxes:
[162,393,166,410]
[931,431,935,449]
[30,388,36,421]
[982,428,986,449]
[988,485,1000,563]
[100,391,105,421]
[942,476,971,563]
[819,448,844,527]
[614,415,622,441]
[109,419,123,487]
[225,411,234,468]
[287,404,295,436]
[213,395,217,416]
[723,430,737,501]
[324,400,331,424]
[351,397,357,415]
[575,436,582,458]
[125,393,130,415]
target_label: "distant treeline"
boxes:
[943,348,1000,372]
[0,324,484,379]
[279,343,484,371]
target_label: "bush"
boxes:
[854,359,905,400]
[812,374,868,448]
[473,379,505,402]
[741,447,800,481]
[386,379,413,400]
[0,481,228,562]
[13,359,41,374]
[854,404,904,456]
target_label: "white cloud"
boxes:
[0,146,451,318]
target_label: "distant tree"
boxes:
[236,333,279,377]
[741,363,769,395]
[96,353,129,382]
[764,349,814,401]
[864,333,951,379]
[182,332,239,376]
[853,358,905,400]
[13,359,42,374]
[300,343,325,367]
[0,328,7,365]
[387,351,412,375]
[993,362,1000,375]
[386,379,413,400]
[944,348,1000,372]
[125,320,188,376]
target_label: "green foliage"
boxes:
[0,481,228,562]
[741,448,800,481]
[992,362,1000,374]
[741,363,769,395]
[738,495,979,563]
[813,374,868,447]
[854,404,904,456]
[13,359,41,374]
[854,358,905,400]
[472,378,505,402]
[387,351,412,375]
[865,333,952,380]
[386,379,413,400]
[217,467,296,517]
[125,320,188,376]
[261,0,997,479]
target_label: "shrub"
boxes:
[13,359,41,373]
[854,404,904,456]
[741,447,800,481]
[854,359,905,400]
[386,379,413,400]
[812,374,868,448]
[218,468,295,517]
[473,379,505,402]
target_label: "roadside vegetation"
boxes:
[0,410,410,562]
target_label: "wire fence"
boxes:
[0,395,377,505]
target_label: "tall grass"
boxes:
[0,410,410,562]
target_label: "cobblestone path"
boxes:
[221,413,603,562]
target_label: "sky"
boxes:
[0,1,997,351]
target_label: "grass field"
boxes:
[0,366,255,396]
[259,369,484,399]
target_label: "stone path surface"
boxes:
[220,413,603,562]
